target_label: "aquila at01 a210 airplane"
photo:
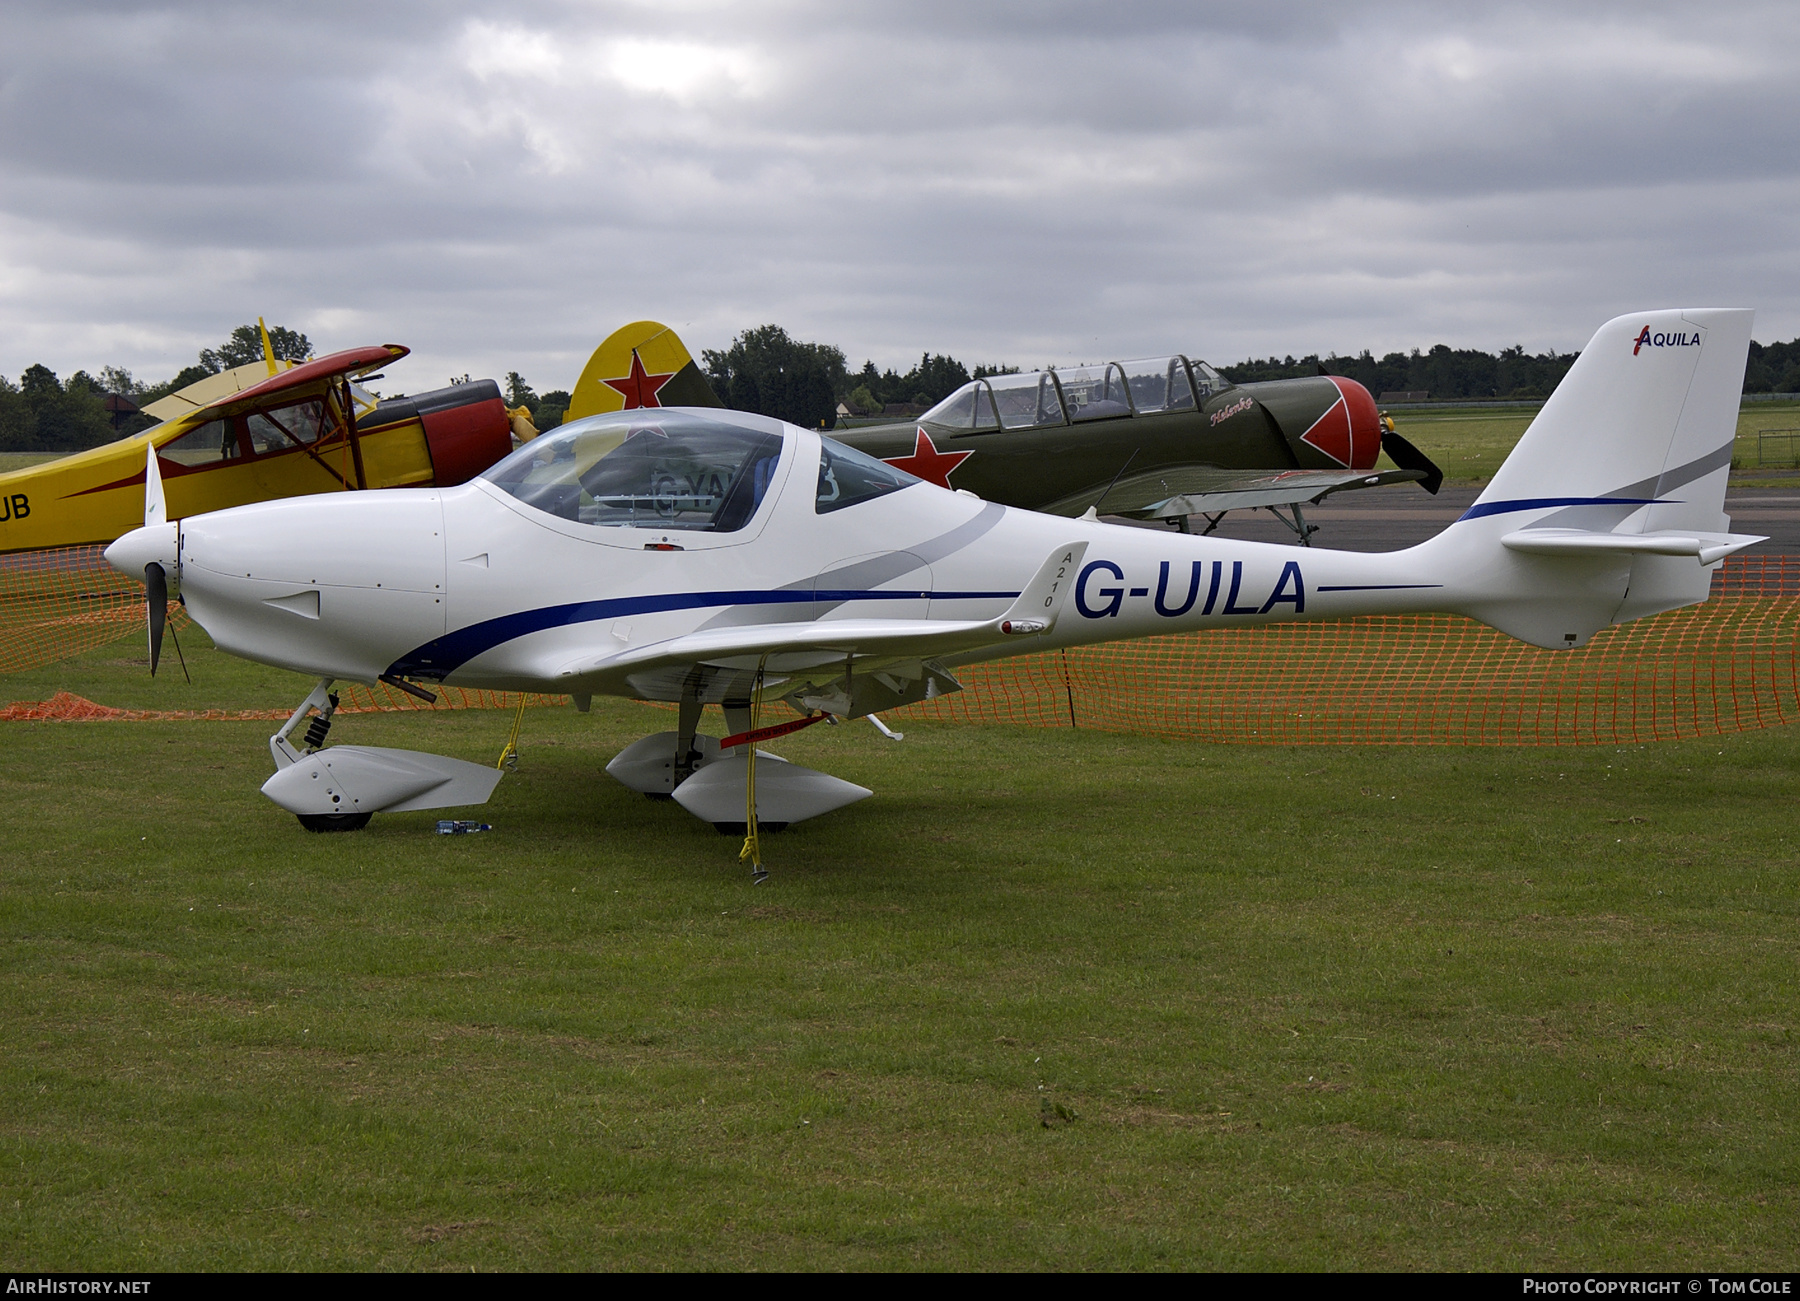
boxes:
[104,309,1760,872]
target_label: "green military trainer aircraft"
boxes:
[565,323,1444,543]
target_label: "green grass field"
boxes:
[0,452,67,474]
[1,633,1796,1270]
[1384,399,1800,485]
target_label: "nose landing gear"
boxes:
[261,678,505,831]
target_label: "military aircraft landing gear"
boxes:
[1264,502,1319,546]
[1186,504,1320,545]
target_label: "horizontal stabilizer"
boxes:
[1500,528,1766,566]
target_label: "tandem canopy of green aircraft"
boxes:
[563,321,1445,543]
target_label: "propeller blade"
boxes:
[145,562,167,677]
[1380,428,1445,495]
[144,442,166,527]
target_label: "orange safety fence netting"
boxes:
[0,544,195,672]
[892,554,1800,745]
[0,684,569,723]
[4,544,1800,746]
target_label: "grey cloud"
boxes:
[2,1,1797,388]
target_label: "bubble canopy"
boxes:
[479,410,785,532]
[919,356,1229,432]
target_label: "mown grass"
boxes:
[0,633,1796,1270]
[0,452,68,474]
[1380,409,1536,484]
[1383,400,1800,486]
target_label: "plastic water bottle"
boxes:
[436,820,492,835]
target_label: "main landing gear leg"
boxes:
[1164,515,1193,533]
[722,699,752,750]
[670,696,705,795]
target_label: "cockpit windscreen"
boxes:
[480,411,784,532]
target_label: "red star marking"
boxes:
[602,350,675,409]
[882,428,972,489]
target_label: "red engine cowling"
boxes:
[1237,374,1385,472]
[1297,376,1382,470]
[362,380,514,486]
[413,381,514,486]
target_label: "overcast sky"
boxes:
[3,1,1797,392]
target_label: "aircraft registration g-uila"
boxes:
[105,309,1759,878]
[563,321,1446,540]
[0,325,517,554]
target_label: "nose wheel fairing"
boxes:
[261,679,503,827]
[261,744,504,819]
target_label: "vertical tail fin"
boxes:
[1471,307,1751,536]
[566,321,725,422]
[1434,309,1757,648]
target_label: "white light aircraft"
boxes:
[105,309,1760,876]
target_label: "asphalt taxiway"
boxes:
[1124,482,1800,556]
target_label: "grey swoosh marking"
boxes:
[1533,440,1733,531]
[807,502,1010,616]
[694,501,1010,629]
[1654,439,1733,496]
[909,500,1010,563]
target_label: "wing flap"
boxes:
[550,541,1089,685]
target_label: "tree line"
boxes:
[1222,338,1800,400]
[0,324,312,454]
[1222,345,1581,400]
[700,325,1016,431]
[10,321,1800,455]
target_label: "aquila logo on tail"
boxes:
[1633,327,1701,356]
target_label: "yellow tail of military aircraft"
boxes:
[0,335,516,554]
[564,320,725,422]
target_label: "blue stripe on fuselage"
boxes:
[387,587,1021,678]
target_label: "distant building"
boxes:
[102,393,140,430]
[881,402,927,417]
[1378,390,1430,403]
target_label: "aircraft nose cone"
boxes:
[104,522,179,581]
[1334,377,1383,470]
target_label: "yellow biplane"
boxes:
[0,337,517,554]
